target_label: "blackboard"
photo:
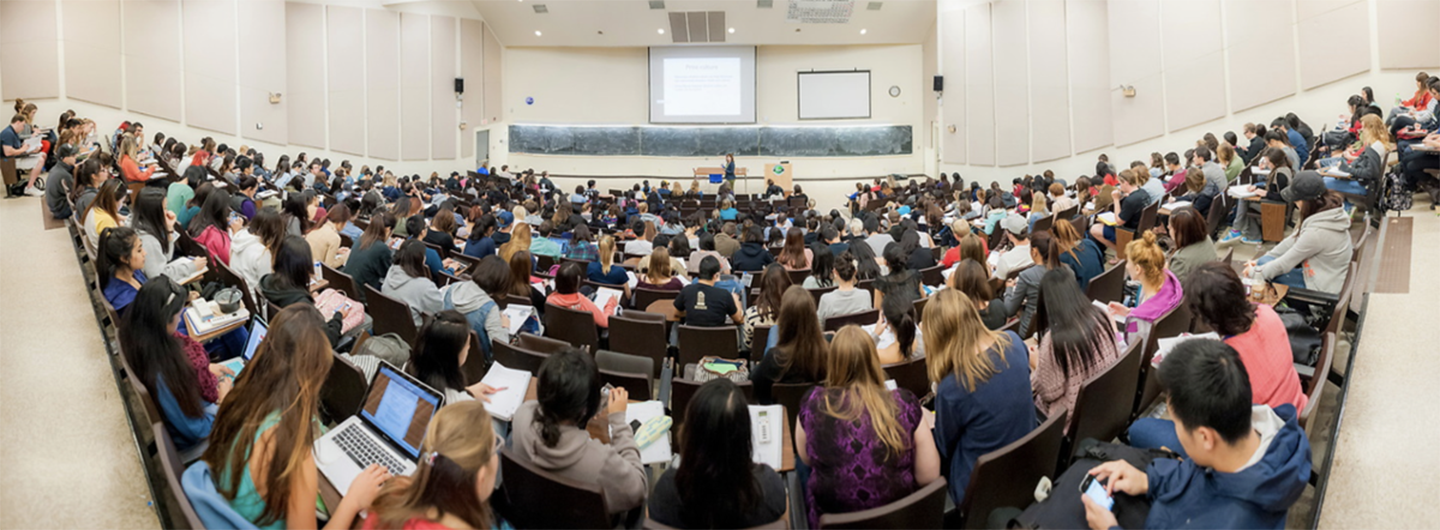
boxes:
[508,124,911,157]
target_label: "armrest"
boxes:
[1285,286,1341,306]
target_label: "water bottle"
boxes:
[1395,93,1403,106]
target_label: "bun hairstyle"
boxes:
[1124,230,1167,286]
[535,348,602,448]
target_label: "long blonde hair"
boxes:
[598,235,616,274]
[645,246,673,284]
[371,401,497,529]
[119,134,141,160]
[923,289,1011,391]
[1358,114,1395,150]
[823,326,909,458]
[500,223,532,263]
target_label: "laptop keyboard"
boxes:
[334,425,405,475]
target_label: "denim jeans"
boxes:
[1127,418,1188,458]
[1257,255,1307,289]
[1323,176,1368,195]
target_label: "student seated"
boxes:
[743,265,790,352]
[949,259,1007,330]
[1104,232,1183,344]
[1002,232,1069,336]
[363,401,509,529]
[345,212,397,300]
[1089,169,1150,260]
[84,179,127,246]
[816,252,872,322]
[230,208,287,292]
[924,289,1035,504]
[307,204,352,269]
[1244,173,1353,294]
[406,310,502,405]
[635,246,684,291]
[382,240,445,328]
[98,226,149,315]
[798,325,941,528]
[730,225,775,272]
[442,255,514,360]
[131,187,208,282]
[776,227,813,271]
[506,250,547,310]
[586,235,630,286]
[1128,263,1308,457]
[404,217,457,278]
[674,256,743,329]
[1164,206,1218,284]
[258,236,355,347]
[189,189,241,266]
[547,262,619,328]
[1082,339,1311,530]
[648,379,789,529]
[203,305,390,530]
[122,278,232,450]
[1031,269,1120,431]
[750,285,828,404]
[509,348,647,515]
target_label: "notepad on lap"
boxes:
[1161,200,1192,211]
[1096,212,1118,226]
[479,363,532,421]
[625,401,673,464]
[593,288,624,314]
[1228,185,1258,199]
[1151,332,1221,367]
[502,305,535,336]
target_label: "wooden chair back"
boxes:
[819,478,948,529]
[462,330,490,384]
[543,303,600,353]
[633,287,679,312]
[608,311,669,378]
[955,414,1065,529]
[883,357,930,401]
[1134,303,1193,418]
[491,340,549,374]
[749,324,774,361]
[1299,333,1336,434]
[1085,260,1127,304]
[364,284,420,345]
[786,268,811,285]
[823,309,880,332]
[498,448,611,529]
[919,264,945,287]
[321,263,360,299]
[670,377,754,425]
[806,285,837,306]
[320,352,369,424]
[153,423,206,530]
[519,332,574,354]
[1067,338,1144,459]
[677,325,741,367]
[1031,213,1054,234]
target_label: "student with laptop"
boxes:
[121,278,233,451]
[364,400,509,529]
[203,304,391,530]
[1082,339,1311,530]
[509,348,648,516]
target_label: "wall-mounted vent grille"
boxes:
[757,0,774,8]
[786,0,855,23]
[867,2,883,10]
[532,4,548,13]
[669,11,726,43]
[648,0,665,9]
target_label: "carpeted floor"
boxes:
[1372,216,1412,294]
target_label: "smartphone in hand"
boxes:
[1081,475,1114,511]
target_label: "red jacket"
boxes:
[121,154,155,182]
[1403,89,1434,110]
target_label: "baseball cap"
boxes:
[497,210,514,228]
[1001,213,1029,235]
[897,205,912,216]
[1281,170,1326,204]
[56,143,78,159]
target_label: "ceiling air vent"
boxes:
[867,2,882,10]
[649,0,665,9]
[532,4,548,13]
[669,11,726,43]
[786,0,855,23]
[757,0,774,8]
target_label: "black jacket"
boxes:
[1244,136,1267,164]
[731,242,775,272]
[344,240,393,302]
[258,274,343,346]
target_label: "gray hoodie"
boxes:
[134,226,200,282]
[380,266,443,328]
[441,281,509,344]
[1255,206,1352,294]
[509,401,647,515]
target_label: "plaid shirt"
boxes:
[564,241,599,262]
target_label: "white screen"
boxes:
[798,71,871,120]
[650,46,756,124]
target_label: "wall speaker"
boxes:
[933,75,943,92]
[454,78,464,94]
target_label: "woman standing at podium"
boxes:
[723,153,737,186]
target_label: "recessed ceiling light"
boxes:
[728,27,735,33]
[860,28,867,34]
[534,30,542,36]
[658,28,665,34]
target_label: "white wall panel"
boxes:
[366,9,400,161]
[430,15,457,161]
[1111,73,1164,147]
[1107,0,1162,146]
[286,2,325,149]
[992,0,1028,166]
[460,19,485,159]
[1,0,60,101]
[1297,0,1361,21]
[183,0,236,134]
[964,4,994,166]
[1067,0,1111,154]
[240,0,286,145]
[940,8,966,164]
[1028,0,1069,163]
[1298,1,1370,89]
[1225,0,1296,112]
[1376,0,1440,69]
[1163,51,1226,131]
[124,0,182,121]
[327,5,366,156]
[400,13,429,161]
[482,24,503,125]
[61,0,121,108]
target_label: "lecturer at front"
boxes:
[723,153,737,185]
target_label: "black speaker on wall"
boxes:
[454,78,465,94]
[933,75,943,92]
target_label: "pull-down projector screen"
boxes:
[649,46,757,124]
[798,71,871,119]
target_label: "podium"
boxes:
[764,162,792,191]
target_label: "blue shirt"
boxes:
[465,236,497,258]
[720,208,739,221]
[587,261,629,286]
[932,331,1036,504]
[103,270,149,314]
[1286,129,1307,163]
[424,247,455,277]
[157,374,215,451]
[0,125,22,156]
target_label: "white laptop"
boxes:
[313,361,444,495]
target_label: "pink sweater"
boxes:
[1225,304,1308,411]
[546,292,612,328]
[194,225,232,265]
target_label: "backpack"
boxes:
[1382,165,1412,213]
[353,332,412,369]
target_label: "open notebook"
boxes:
[478,363,532,421]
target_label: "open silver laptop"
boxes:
[313,361,443,495]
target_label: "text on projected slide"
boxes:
[662,58,742,116]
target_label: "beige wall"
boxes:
[61,0,121,109]
[499,44,926,181]
[0,0,60,102]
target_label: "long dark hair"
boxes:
[132,188,172,255]
[97,226,140,291]
[675,379,762,528]
[881,293,917,358]
[809,243,835,287]
[269,236,315,292]
[283,190,314,234]
[394,239,432,281]
[408,310,471,394]
[777,227,807,269]
[188,188,232,236]
[772,286,827,381]
[248,208,287,256]
[359,212,396,251]
[534,348,602,447]
[467,213,497,244]
[121,277,205,417]
[1037,269,1110,378]
[848,243,882,281]
[754,264,791,321]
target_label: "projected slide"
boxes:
[663,58,742,116]
[650,46,756,124]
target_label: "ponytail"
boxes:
[1031,231,1060,270]
[97,227,139,291]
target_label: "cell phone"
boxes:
[629,419,643,433]
[1080,475,1114,511]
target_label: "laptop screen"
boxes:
[242,319,268,361]
[361,363,442,458]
